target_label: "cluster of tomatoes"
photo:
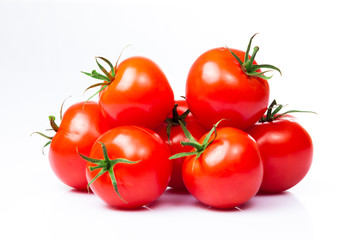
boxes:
[35,34,313,209]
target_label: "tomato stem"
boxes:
[115,44,132,70]
[260,99,317,122]
[82,56,118,101]
[227,33,281,80]
[48,116,59,132]
[169,120,223,160]
[78,142,141,203]
[31,116,60,155]
[57,96,72,121]
[244,33,257,62]
[246,46,259,69]
[31,131,52,155]
[32,98,71,154]
[165,103,191,143]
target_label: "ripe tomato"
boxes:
[172,123,263,209]
[84,56,174,129]
[47,101,109,190]
[82,126,172,208]
[156,100,208,190]
[186,35,280,130]
[247,116,313,193]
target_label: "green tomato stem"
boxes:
[260,99,317,122]
[227,33,281,80]
[78,142,141,203]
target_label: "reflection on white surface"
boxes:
[147,189,312,240]
[36,188,312,240]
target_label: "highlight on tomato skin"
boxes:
[83,125,172,209]
[38,101,110,190]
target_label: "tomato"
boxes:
[156,100,208,190]
[84,56,174,129]
[247,118,313,193]
[171,123,263,209]
[246,101,314,193]
[45,101,109,190]
[185,34,280,130]
[81,126,172,208]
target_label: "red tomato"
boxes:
[247,116,313,193]
[186,47,269,130]
[91,56,174,129]
[83,126,172,208]
[179,127,263,209]
[186,35,280,130]
[48,101,109,190]
[156,100,208,190]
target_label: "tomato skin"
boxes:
[49,101,109,190]
[246,117,313,193]
[86,126,172,208]
[99,56,174,129]
[186,47,269,130]
[182,127,263,209]
[156,100,208,190]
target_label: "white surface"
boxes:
[1,0,359,239]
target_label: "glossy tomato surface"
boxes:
[49,101,109,190]
[99,56,174,129]
[182,127,263,209]
[246,117,313,193]
[186,47,269,130]
[86,126,172,208]
[156,100,208,190]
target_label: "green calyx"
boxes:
[31,116,58,155]
[165,103,191,143]
[169,120,222,161]
[48,115,59,132]
[78,142,141,203]
[82,46,131,101]
[227,33,282,80]
[260,99,317,123]
[81,56,117,101]
[31,97,69,154]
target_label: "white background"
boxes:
[1,0,359,239]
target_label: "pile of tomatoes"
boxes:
[34,34,313,209]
